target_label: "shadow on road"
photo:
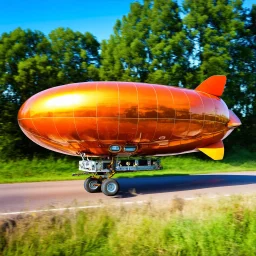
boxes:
[114,174,256,198]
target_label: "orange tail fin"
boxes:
[195,75,226,97]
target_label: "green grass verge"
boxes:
[0,149,255,183]
[1,195,256,255]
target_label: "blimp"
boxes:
[18,75,241,196]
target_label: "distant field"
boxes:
[0,149,255,183]
[1,195,256,255]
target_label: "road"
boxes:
[1,172,256,215]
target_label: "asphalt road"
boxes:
[1,172,256,214]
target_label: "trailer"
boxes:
[79,158,162,173]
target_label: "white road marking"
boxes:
[0,205,104,216]
[0,200,148,216]
[1,194,254,216]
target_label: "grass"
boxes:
[1,195,256,255]
[0,149,255,183]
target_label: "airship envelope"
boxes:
[18,75,241,160]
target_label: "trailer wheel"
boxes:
[101,179,119,196]
[84,177,101,193]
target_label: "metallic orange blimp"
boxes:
[18,75,241,160]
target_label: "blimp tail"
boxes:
[195,75,226,97]
[195,75,227,160]
[198,141,224,160]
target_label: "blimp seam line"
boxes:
[116,82,120,140]
[25,127,178,146]
[52,114,67,145]
[150,84,158,141]
[183,90,191,140]
[22,131,63,153]
[166,87,176,141]
[133,82,139,142]
[195,91,206,135]
[20,127,45,140]
[96,82,100,141]
[208,96,216,139]
[199,91,217,127]
[23,129,69,146]
[19,120,70,153]
[21,100,43,140]
[44,90,68,144]
[18,117,225,125]
[73,83,82,142]
[29,116,44,141]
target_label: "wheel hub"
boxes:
[89,180,98,190]
[107,183,116,193]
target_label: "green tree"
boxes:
[183,0,256,149]
[226,4,256,149]
[0,28,52,158]
[183,0,244,85]
[100,0,190,86]
[49,28,100,84]
[0,28,51,101]
[0,27,100,158]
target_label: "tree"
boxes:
[0,28,53,158]
[183,0,244,84]
[226,4,256,150]
[100,0,190,86]
[0,28,51,101]
[49,28,100,84]
[0,27,100,158]
[183,0,256,149]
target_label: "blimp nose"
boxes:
[17,85,85,155]
[228,110,241,129]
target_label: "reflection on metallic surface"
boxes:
[18,75,241,160]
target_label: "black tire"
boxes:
[84,177,101,193]
[101,179,119,196]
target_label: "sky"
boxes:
[0,0,255,42]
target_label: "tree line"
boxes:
[0,0,255,159]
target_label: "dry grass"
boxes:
[1,195,256,255]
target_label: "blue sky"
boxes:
[0,0,254,42]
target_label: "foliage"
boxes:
[49,28,100,84]
[1,195,256,255]
[100,0,190,85]
[0,28,100,159]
